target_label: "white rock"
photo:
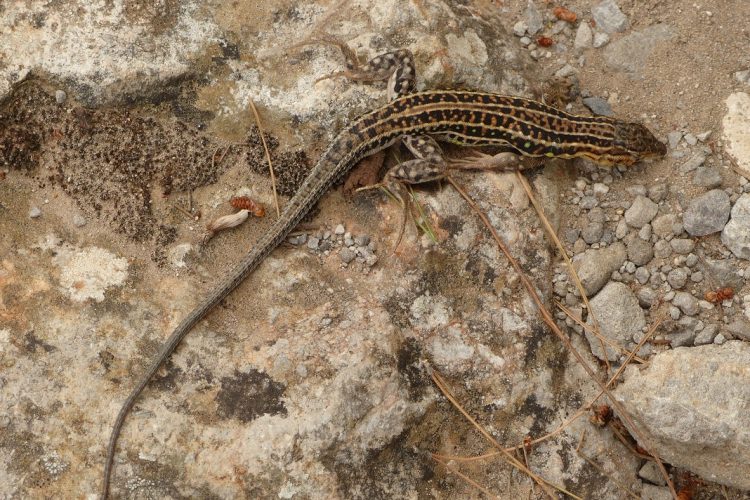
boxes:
[722,93,750,177]
[574,22,593,50]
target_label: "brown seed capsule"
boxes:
[537,36,554,47]
[230,196,265,217]
[553,6,577,23]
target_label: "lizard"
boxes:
[101,40,666,497]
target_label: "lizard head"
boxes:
[609,121,667,166]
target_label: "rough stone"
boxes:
[692,167,722,188]
[653,239,672,259]
[722,193,750,259]
[581,221,604,244]
[591,0,629,33]
[636,287,657,307]
[679,153,706,174]
[582,96,613,116]
[626,236,653,266]
[574,22,593,50]
[672,291,698,316]
[723,93,750,177]
[585,282,646,361]
[666,268,688,289]
[624,196,658,228]
[669,238,695,255]
[603,24,674,76]
[614,343,750,490]
[572,242,627,296]
[651,214,678,237]
[524,0,544,35]
[683,189,731,236]
[592,32,610,48]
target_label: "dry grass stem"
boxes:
[431,454,499,499]
[248,98,280,218]
[446,174,677,498]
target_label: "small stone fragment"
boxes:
[667,268,688,289]
[72,214,87,227]
[581,222,604,244]
[694,324,718,345]
[572,242,627,296]
[334,224,345,235]
[669,238,695,254]
[525,0,544,35]
[722,193,750,259]
[653,239,672,259]
[683,189,731,237]
[679,153,706,173]
[585,281,646,361]
[667,131,683,149]
[626,237,653,266]
[672,291,698,316]
[55,89,67,104]
[29,207,41,218]
[574,22,593,50]
[692,167,722,188]
[624,195,658,228]
[306,236,320,249]
[513,21,528,37]
[582,96,613,116]
[637,287,657,307]
[648,183,668,203]
[591,0,629,33]
[338,248,356,264]
[634,266,650,284]
[651,214,677,237]
[592,32,610,48]
[683,133,698,146]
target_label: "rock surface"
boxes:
[722,92,750,177]
[614,343,750,490]
[585,281,646,360]
[722,193,750,259]
[682,189,731,236]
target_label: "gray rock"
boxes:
[513,20,528,37]
[641,484,672,500]
[672,291,698,316]
[651,214,678,237]
[574,22,593,50]
[653,239,672,259]
[735,69,750,85]
[624,195,658,228]
[715,333,727,344]
[638,224,652,241]
[288,234,307,245]
[683,189,731,236]
[585,282,646,361]
[592,31,610,48]
[591,0,629,33]
[572,242,627,296]
[307,236,320,249]
[525,1,543,35]
[726,320,750,341]
[563,228,580,244]
[615,219,629,239]
[679,152,707,173]
[667,131,683,150]
[614,342,750,490]
[582,96,613,116]
[555,64,577,78]
[634,267,650,284]
[703,258,743,289]
[603,24,674,76]
[29,206,41,218]
[639,461,667,486]
[684,133,698,146]
[636,287,657,307]
[581,221,604,244]
[338,248,356,264]
[693,167,722,188]
[55,89,67,104]
[334,224,345,235]
[647,183,668,203]
[626,236,653,266]
[669,238,695,254]
[694,324,718,345]
[722,193,750,259]
[667,268,688,289]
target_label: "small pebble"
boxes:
[513,21,528,37]
[354,235,370,247]
[592,32,610,48]
[29,207,42,218]
[73,214,87,227]
[714,333,726,345]
[307,236,320,250]
[55,89,67,104]
[334,224,345,235]
[667,131,683,150]
[667,268,688,289]
[683,133,698,146]
[635,267,650,284]
[288,234,307,245]
[338,248,356,264]
[582,96,613,116]
[670,238,695,254]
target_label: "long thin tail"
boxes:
[101,129,363,498]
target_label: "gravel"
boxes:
[572,242,627,296]
[672,291,698,315]
[678,152,706,173]
[692,167,722,188]
[582,96,613,116]
[585,281,645,361]
[574,22,593,50]
[626,236,653,266]
[669,238,695,254]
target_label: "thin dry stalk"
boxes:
[576,433,640,499]
[248,98,280,217]
[431,370,581,500]
[431,454,499,499]
[446,175,677,499]
[514,172,611,374]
